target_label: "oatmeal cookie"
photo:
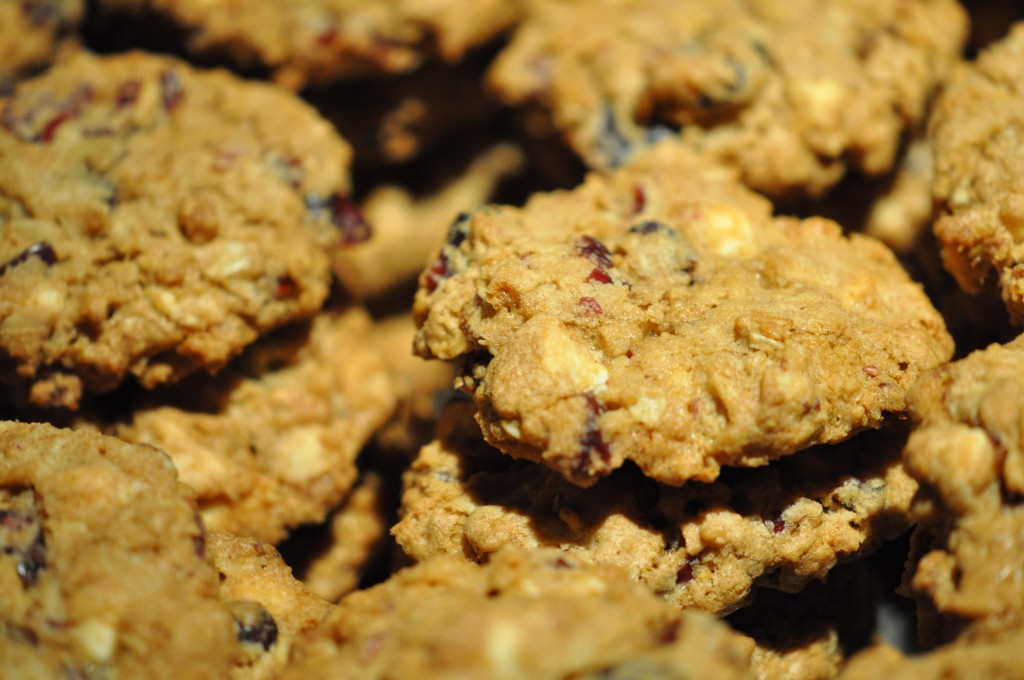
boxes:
[489,0,966,198]
[0,421,238,678]
[414,144,953,486]
[282,546,755,679]
[207,532,332,680]
[0,0,82,95]
[393,401,916,616]
[110,305,397,543]
[900,336,1024,645]
[837,631,1024,680]
[931,23,1024,324]
[0,50,360,410]
[94,0,524,89]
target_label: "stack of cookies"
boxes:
[2,1,1024,678]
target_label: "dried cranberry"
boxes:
[424,252,451,293]
[578,296,602,316]
[115,80,141,110]
[570,392,612,479]
[329,194,371,245]
[0,241,56,277]
[274,275,298,300]
[631,184,646,215]
[160,69,185,113]
[575,236,613,269]
[586,268,612,284]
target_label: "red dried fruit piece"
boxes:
[570,392,612,480]
[586,268,612,284]
[578,296,602,316]
[424,252,451,293]
[274,275,298,300]
[160,69,185,113]
[115,79,141,110]
[631,184,646,215]
[575,235,613,269]
[0,241,56,277]
[329,194,371,245]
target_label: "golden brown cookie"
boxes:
[414,143,953,487]
[931,23,1024,324]
[94,0,524,88]
[394,400,917,616]
[901,335,1024,646]
[489,0,966,198]
[0,421,238,678]
[282,546,756,679]
[0,50,359,409]
[109,306,397,543]
[300,472,393,603]
[207,531,332,680]
[0,1,82,95]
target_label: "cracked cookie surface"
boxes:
[0,50,356,409]
[414,144,953,486]
[489,0,966,198]
[393,401,916,616]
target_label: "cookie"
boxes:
[300,472,393,603]
[0,1,82,95]
[900,336,1024,646]
[0,50,360,410]
[931,23,1024,324]
[837,631,1024,680]
[94,0,524,89]
[0,421,238,677]
[282,546,755,679]
[332,142,524,301]
[207,531,332,680]
[393,400,916,616]
[109,305,397,543]
[414,143,953,487]
[488,0,966,198]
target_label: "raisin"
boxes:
[231,601,278,651]
[329,194,371,245]
[160,69,185,113]
[0,241,56,277]
[0,488,46,587]
[675,561,694,584]
[445,212,471,248]
[628,220,671,235]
